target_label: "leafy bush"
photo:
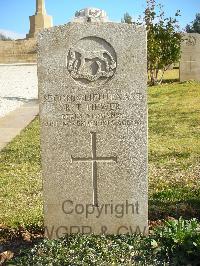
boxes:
[186,13,200,33]
[122,0,182,85]
[153,218,200,265]
[9,235,159,265]
[9,218,200,265]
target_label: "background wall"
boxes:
[0,39,36,64]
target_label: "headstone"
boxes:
[180,33,200,81]
[38,9,148,239]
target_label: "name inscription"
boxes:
[42,91,144,128]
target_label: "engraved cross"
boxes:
[186,56,196,72]
[71,132,117,207]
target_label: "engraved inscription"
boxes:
[42,91,144,128]
[71,132,117,206]
[184,36,197,46]
[67,37,117,86]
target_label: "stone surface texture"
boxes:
[73,8,109,23]
[38,22,148,239]
[180,33,200,81]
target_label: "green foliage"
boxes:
[145,0,182,85]
[154,218,200,265]
[121,12,133,24]
[9,235,154,265]
[10,218,200,265]
[123,0,182,85]
[0,33,12,41]
[186,13,200,33]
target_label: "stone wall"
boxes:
[0,38,37,64]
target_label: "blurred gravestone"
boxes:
[180,33,200,81]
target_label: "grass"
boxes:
[0,118,42,229]
[148,68,179,84]
[148,80,200,219]
[162,68,179,82]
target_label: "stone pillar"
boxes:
[26,0,53,39]
[36,0,46,15]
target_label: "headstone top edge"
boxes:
[37,22,146,41]
[183,32,200,36]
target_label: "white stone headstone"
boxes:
[180,33,200,81]
[38,10,148,239]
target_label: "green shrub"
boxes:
[9,218,200,265]
[9,235,158,265]
[153,218,200,265]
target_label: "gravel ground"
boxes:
[0,64,38,118]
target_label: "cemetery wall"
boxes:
[0,38,37,64]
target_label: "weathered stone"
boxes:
[73,8,109,23]
[180,33,200,81]
[38,21,148,239]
